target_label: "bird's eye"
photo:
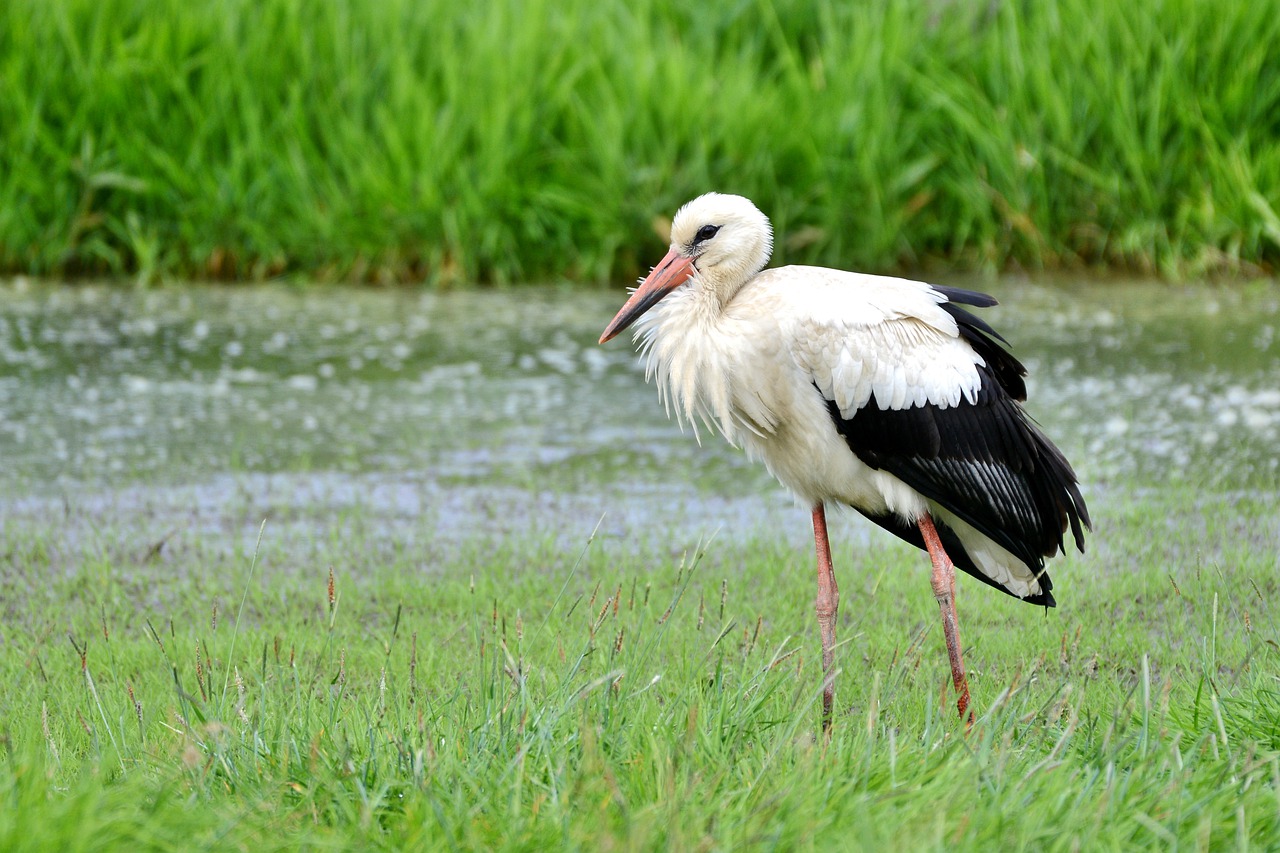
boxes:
[694,224,720,244]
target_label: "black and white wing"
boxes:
[790,276,1090,606]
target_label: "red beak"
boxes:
[599,249,696,344]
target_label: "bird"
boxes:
[599,192,1090,728]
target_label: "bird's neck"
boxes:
[697,263,756,312]
[646,274,728,336]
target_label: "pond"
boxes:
[0,276,1276,558]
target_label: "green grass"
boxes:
[2,0,1279,284]
[2,488,1279,850]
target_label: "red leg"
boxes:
[917,513,973,725]
[812,503,840,731]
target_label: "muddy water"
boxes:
[0,277,1276,553]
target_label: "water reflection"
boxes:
[0,277,1275,548]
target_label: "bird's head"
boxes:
[599,193,774,343]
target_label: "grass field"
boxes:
[2,0,1279,283]
[2,486,1278,850]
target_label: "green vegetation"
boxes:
[3,489,1279,850]
[2,0,1278,284]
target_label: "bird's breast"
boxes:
[636,291,920,514]
[637,289,787,443]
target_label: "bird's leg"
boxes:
[917,513,973,726]
[812,503,840,731]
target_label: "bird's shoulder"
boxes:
[744,266,960,337]
[736,268,988,414]
[744,266,967,359]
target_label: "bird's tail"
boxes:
[854,507,1056,607]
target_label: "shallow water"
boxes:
[0,276,1276,554]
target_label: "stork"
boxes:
[599,193,1090,728]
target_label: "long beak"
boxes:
[599,249,696,344]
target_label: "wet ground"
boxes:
[0,276,1276,560]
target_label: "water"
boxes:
[0,276,1276,554]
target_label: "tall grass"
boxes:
[1,0,1278,283]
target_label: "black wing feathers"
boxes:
[930,285,998,309]
[935,295,1028,401]
[825,389,1081,566]
[821,286,1091,604]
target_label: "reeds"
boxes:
[1,0,1277,283]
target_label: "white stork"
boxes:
[599,192,1090,727]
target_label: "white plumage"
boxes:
[600,192,1089,726]
[642,268,987,427]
